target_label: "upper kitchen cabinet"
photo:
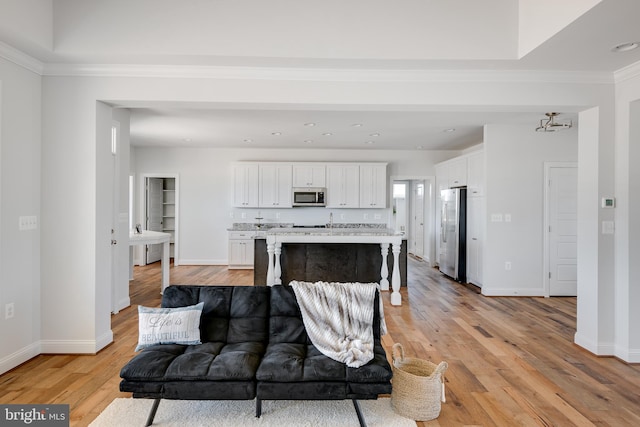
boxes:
[359,163,387,208]
[326,164,360,208]
[448,157,468,188]
[292,163,326,188]
[259,163,293,208]
[232,163,259,207]
[466,150,485,197]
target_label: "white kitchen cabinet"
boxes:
[448,157,468,188]
[359,163,387,208]
[326,164,360,208]
[466,196,485,287]
[228,231,255,269]
[292,163,326,188]
[259,163,292,208]
[232,163,259,207]
[467,150,485,197]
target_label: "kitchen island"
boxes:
[257,227,404,305]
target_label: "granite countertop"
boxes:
[228,222,389,232]
[228,223,293,231]
[266,227,399,236]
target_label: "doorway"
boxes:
[391,176,434,266]
[137,174,180,267]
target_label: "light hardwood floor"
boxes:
[1,258,639,426]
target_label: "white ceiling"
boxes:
[2,0,639,150]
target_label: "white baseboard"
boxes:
[480,287,545,297]
[0,341,41,375]
[574,332,615,357]
[96,330,114,352]
[40,331,113,354]
[114,297,131,313]
[178,259,227,265]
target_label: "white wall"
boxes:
[483,124,578,296]
[0,56,41,374]
[612,67,640,362]
[132,147,454,265]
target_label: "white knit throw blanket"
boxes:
[289,281,387,368]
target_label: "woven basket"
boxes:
[390,343,448,421]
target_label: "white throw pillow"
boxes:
[136,302,204,351]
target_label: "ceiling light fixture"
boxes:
[369,133,380,137]
[611,42,639,53]
[365,141,375,145]
[322,133,332,136]
[351,123,363,127]
[243,139,252,143]
[304,123,316,127]
[443,128,456,133]
[271,132,282,136]
[304,140,313,143]
[535,112,572,132]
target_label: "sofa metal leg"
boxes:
[255,398,262,418]
[352,399,367,427]
[145,398,161,426]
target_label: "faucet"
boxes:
[329,212,333,229]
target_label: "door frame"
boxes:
[390,174,435,266]
[543,162,578,297]
[138,172,180,266]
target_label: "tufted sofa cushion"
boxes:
[120,286,270,399]
[256,285,392,399]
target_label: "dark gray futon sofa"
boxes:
[119,285,392,426]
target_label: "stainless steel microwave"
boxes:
[292,187,326,206]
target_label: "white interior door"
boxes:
[110,123,119,313]
[412,181,425,258]
[145,177,163,264]
[548,166,578,296]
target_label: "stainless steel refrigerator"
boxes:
[439,188,467,282]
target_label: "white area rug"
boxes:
[90,398,416,427]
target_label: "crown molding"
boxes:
[41,62,614,85]
[0,42,44,75]
[614,59,640,84]
[0,41,615,85]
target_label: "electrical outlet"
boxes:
[5,303,14,319]
[505,262,512,271]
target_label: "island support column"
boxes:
[379,243,389,291]
[266,238,275,286]
[391,240,402,305]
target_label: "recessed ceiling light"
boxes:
[365,141,375,145]
[351,123,363,127]
[304,123,316,127]
[243,139,252,143]
[443,128,456,133]
[369,133,380,137]
[304,140,313,143]
[322,133,332,136]
[611,42,639,53]
[271,132,282,136]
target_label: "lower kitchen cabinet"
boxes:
[228,231,255,269]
